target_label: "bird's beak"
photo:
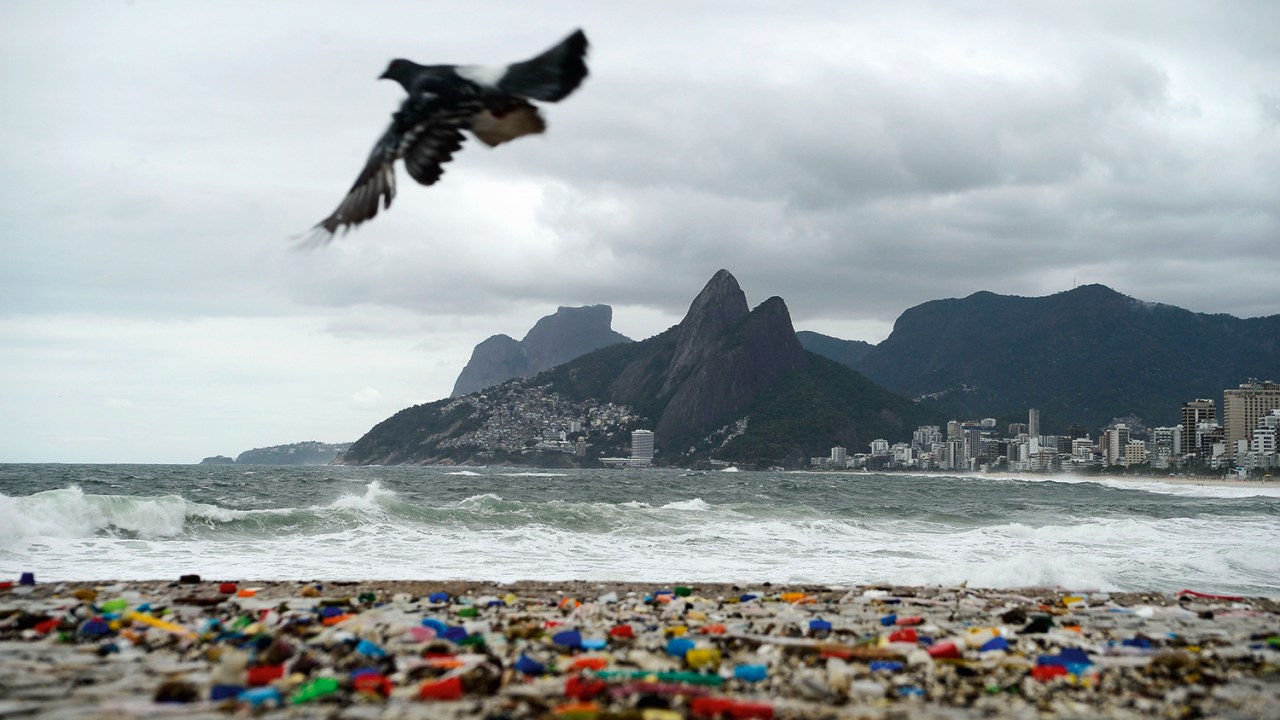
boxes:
[378,70,391,80]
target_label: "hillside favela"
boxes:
[334,270,1280,480]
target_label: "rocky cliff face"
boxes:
[593,270,808,447]
[452,334,527,397]
[655,293,807,444]
[452,305,630,396]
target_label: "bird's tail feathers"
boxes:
[499,29,589,102]
[291,225,339,250]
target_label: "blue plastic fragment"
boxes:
[979,637,1010,652]
[79,620,111,637]
[1037,648,1093,676]
[871,661,904,673]
[487,599,505,607]
[351,667,379,679]
[441,626,468,643]
[552,630,583,649]
[880,614,898,626]
[237,687,283,709]
[421,618,449,634]
[210,684,244,701]
[514,654,545,676]
[1122,637,1152,649]
[739,594,758,602]
[320,606,344,618]
[428,592,450,603]
[809,619,833,633]
[355,639,386,658]
[734,664,768,682]
[666,637,695,657]
[581,637,607,651]
[897,686,925,697]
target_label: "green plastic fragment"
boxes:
[674,586,692,597]
[595,670,723,686]
[357,592,377,604]
[290,676,340,704]
[459,634,486,647]
[457,607,480,618]
[1267,636,1279,648]
[100,599,129,614]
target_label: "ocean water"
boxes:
[2,464,1278,595]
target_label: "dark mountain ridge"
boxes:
[451,304,630,396]
[850,284,1280,431]
[341,270,925,467]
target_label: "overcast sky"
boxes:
[2,1,1277,463]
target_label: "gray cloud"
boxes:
[2,1,1277,462]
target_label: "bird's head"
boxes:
[379,59,419,90]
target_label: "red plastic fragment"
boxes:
[246,665,285,686]
[564,675,607,700]
[1177,589,1244,601]
[927,641,963,659]
[608,624,634,639]
[353,673,393,696]
[1032,664,1069,681]
[419,676,463,701]
[895,616,924,626]
[888,628,918,643]
[691,696,774,720]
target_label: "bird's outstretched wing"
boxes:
[302,93,481,246]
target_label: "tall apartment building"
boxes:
[1123,440,1149,467]
[962,424,983,463]
[1181,399,1216,463]
[630,430,654,465]
[912,426,942,451]
[1028,408,1041,439]
[1223,381,1280,461]
[1103,424,1131,466]
[829,446,848,468]
[1008,422,1029,437]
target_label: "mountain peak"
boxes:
[664,270,750,391]
[452,305,631,396]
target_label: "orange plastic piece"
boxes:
[569,656,608,671]
[700,624,727,635]
[321,613,352,626]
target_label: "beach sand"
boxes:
[2,578,1278,718]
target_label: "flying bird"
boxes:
[304,29,589,245]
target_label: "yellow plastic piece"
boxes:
[125,611,196,637]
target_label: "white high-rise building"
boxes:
[630,430,654,465]
[1028,409,1041,439]
[830,446,847,468]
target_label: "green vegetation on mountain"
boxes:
[848,285,1280,433]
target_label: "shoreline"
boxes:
[4,579,1278,718]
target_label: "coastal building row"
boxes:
[813,381,1280,475]
[445,376,1277,472]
